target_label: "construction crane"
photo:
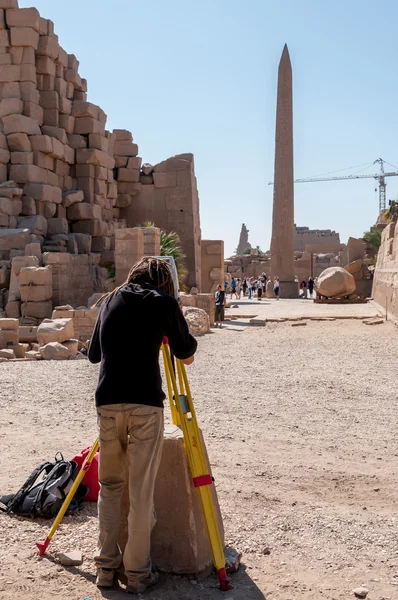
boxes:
[269,158,398,213]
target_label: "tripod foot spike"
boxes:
[36,538,50,556]
[217,567,230,591]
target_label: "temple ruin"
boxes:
[0,0,226,333]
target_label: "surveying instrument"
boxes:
[37,257,230,591]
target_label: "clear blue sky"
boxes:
[21,0,398,256]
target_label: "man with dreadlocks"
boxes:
[88,257,197,594]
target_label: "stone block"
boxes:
[3,114,40,136]
[71,101,99,119]
[37,73,54,90]
[21,300,52,320]
[47,217,68,236]
[23,101,43,124]
[11,198,22,216]
[20,81,38,103]
[153,171,177,188]
[33,150,53,170]
[10,26,39,48]
[76,148,115,169]
[113,129,132,141]
[0,228,29,250]
[88,133,108,152]
[0,28,8,45]
[0,317,18,329]
[40,341,69,360]
[17,215,47,236]
[115,156,128,168]
[73,232,91,254]
[19,324,38,343]
[0,81,20,99]
[91,236,110,252]
[10,164,48,184]
[117,182,141,196]
[43,107,59,127]
[59,114,74,134]
[5,299,20,318]
[7,132,31,152]
[0,197,12,215]
[42,129,67,148]
[0,96,23,117]
[154,155,193,172]
[113,140,138,157]
[0,1,18,8]
[39,90,59,110]
[37,317,74,345]
[20,282,52,302]
[71,219,108,237]
[0,147,10,163]
[24,241,41,259]
[36,55,56,76]
[23,183,53,202]
[22,47,35,65]
[20,64,37,84]
[62,189,83,208]
[30,134,53,154]
[10,151,32,164]
[0,64,20,82]
[0,328,18,347]
[67,202,101,221]
[59,95,71,115]
[37,35,59,60]
[0,348,15,358]
[117,168,140,183]
[115,194,132,208]
[67,133,87,149]
[6,7,40,30]
[74,116,101,135]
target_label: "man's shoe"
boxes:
[126,570,159,594]
[96,567,115,588]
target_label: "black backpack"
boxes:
[0,453,87,518]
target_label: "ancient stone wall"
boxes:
[372,220,398,317]
[120,154,201,289]
[201,240,224,293]
[294,226,340,252]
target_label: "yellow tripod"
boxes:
[161,338,230,591]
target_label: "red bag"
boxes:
[71,446,100,502]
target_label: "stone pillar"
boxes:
[201,240,224,293]
[270,45,298,298]
[142,226,160,257]
[114,228,144,286]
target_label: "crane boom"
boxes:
[268,158,398,213]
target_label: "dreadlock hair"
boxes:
[94,256,175,307]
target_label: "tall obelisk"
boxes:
[270,44,298,298]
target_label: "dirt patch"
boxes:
[0,320,398,599]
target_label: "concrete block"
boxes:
[3,114,40,135]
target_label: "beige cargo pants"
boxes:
[94,403,164,586]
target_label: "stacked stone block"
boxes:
[113,129,141,213]
[114,227,143,286]
[19,264,51,324]
[52,304,99,341]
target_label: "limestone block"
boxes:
[43,107,59,127]
[74,116,101,135]
[36,55,55,76]
[0,228,29,250]
[63,144,75,164]
[91,236,110,252]
[20,81,38,103]
[7,132,30,152]
[115,156,128,168]
[0,96,23,117]
[48,137,64,160]
[72,232,91,254]
[0,1,18,8]
[67,202,101,221]
[0,317,18,329]
[21,300,52,320]
[95,165,107,180]
[20,64,36,84]
[0,64,20,82]
[41,125,67,144]
[5,299,20,318]
[71,219,108,237]
[113,140,138,157]
[117,182,141,196]
[47,217,68,236]
[10,26,39,48]
[23,101,43,124]
[153,171,177,188]
[315,267,356,298]
[183,307,210,336]
[33,150,53,170]
[0,147,10,162]
[0,348,15,358]
[41,201,56,218]
[20,265,51,287]
[40,341,69,360]
[10,164,48,184]
[57,47,68,68]
[117,168,140,183]
[76,164,95,178]
[17,215,47,236]
[59,114,74,134]
[154,154,193,172]
[22,46,35,65]
[3,114,40,136]
[37,35,59,60]
[37,317,74,345]
[0,82,21,99]
[39,90,59,110]
[62,189,83,208]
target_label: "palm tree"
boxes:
[362,229,382,250]
[141,222,188,290]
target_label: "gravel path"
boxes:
[0,318,398,599]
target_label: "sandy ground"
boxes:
[1,310,398,600]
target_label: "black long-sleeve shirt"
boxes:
[88,282,197,408]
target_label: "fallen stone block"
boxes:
[62,339,78,355]
[25,350,41,359]
[40,341,69,360]
[0,348,15,359]
[58,550,83,566]
[11,343,26,358]
[38,317,74,345]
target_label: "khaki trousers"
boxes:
[94,403,164,585]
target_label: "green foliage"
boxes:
[362,229,382,250]
[242,248,251,255]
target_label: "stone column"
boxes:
[270,45,298,298]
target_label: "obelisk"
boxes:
[270,44,298,298]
